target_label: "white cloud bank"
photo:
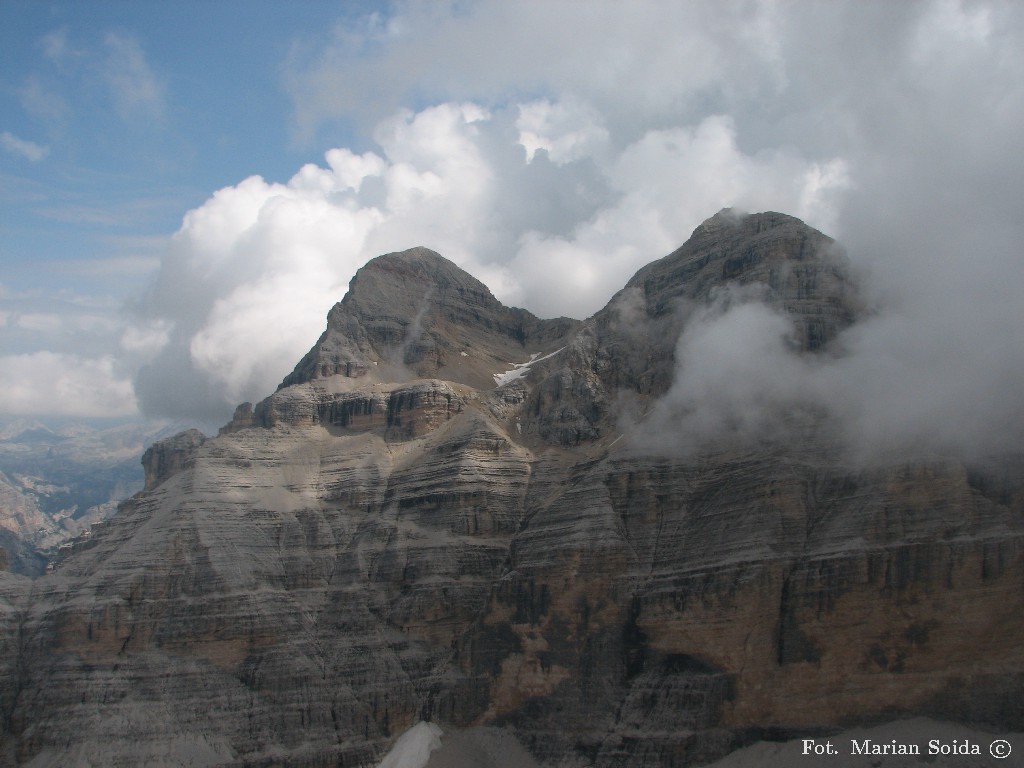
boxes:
[0,352,136,419]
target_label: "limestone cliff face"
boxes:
[2,212,1022,767]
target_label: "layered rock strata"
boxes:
[1,212,1021,767]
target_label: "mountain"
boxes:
[0,419,182,574]
[1,211,1021,767]
[281,245,578,391]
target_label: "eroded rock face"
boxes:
[2,212,1021,767]
[457,449,1024,766]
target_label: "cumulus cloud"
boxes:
[641,295,813,453]
[640,278,1024,465]
[134,102,505,419]
[516,98,609,165]
[120,320,170,356]
[132,164,383,420]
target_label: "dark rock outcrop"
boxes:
[1,212,1021,767]
[140,428,206,491]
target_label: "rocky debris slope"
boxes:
[1,211,1021,767]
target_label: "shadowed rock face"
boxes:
[1,211,1022,767]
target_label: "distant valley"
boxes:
[0,419,184,574]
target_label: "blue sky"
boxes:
[1,1,368,294]
[1,1,1023,459]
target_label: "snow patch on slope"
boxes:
[493,347,565,387]
[376,722,443,768]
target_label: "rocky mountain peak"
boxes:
[619,208,854,350]
[349,246,493,297]
[281,246,578,391]
[273,213,858,448]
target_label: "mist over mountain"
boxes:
[1,210,1021,767]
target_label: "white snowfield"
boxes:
[376,721,443,768]
[492,347,565,387]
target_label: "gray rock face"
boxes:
[1,212,1021,767]
[624,208,854,352]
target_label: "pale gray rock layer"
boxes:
[1,211,1021,767]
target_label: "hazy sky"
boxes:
[1,1,1022,450]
